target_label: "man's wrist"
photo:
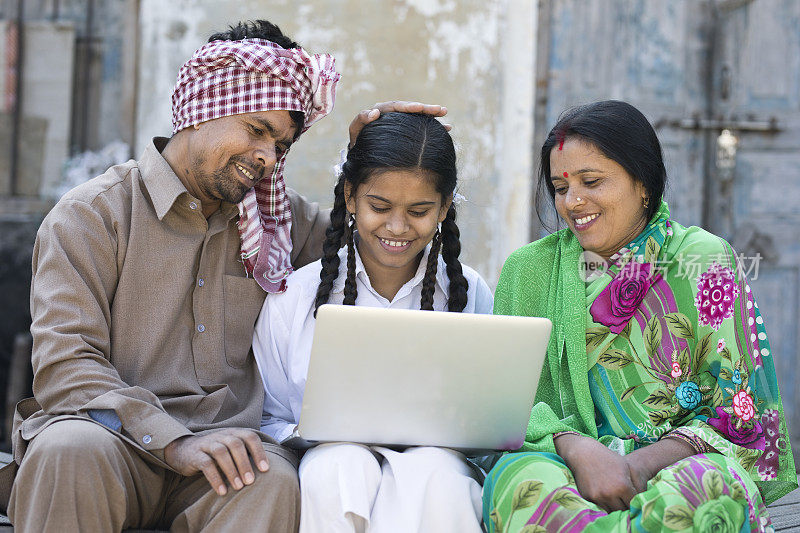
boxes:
[165,435,187,447]
[164,435,191,462]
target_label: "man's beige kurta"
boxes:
[9,137,328,473]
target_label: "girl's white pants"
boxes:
[298,442,483,533]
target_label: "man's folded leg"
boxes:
[8,419,167,533]
[165,442,300,533]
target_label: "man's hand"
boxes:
[163,428,269,496]
[348,101,450,148]
[554,433,638,512]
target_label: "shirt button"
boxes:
[142,435,152,444]
[198,278,204,287]
[189,201,198,210]
[197,324,205,333]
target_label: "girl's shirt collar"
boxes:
[330,240,448,302]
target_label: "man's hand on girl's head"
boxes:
[348,101,451,149]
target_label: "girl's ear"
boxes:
[344,181,356,215]
[438,195,453,223]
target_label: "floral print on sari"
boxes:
[582,205,793,502]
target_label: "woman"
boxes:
[483,100,796,532]
[253,112,492,532]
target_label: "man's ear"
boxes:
[438,195,453,223]
[344,181,356,215]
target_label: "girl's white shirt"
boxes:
[252,244,495,442]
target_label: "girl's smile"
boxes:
[378,237,413,251]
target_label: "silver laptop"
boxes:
[286,304,552,453]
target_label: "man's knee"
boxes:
[250,449,300,503]
[20,419,128,472]
[168,449,300,533]
[10,419,146,531]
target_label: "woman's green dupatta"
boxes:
[493,224,596,452]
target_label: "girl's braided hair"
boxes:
[314,112,468,315]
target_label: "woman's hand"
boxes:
[348,101,449,148]
[623,436,697,493]
[555,433,697,512]
[554,433,638,512]
[624,453,654,495]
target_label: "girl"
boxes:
[253,112,493,532]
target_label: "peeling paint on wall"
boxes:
[402,0,458,18]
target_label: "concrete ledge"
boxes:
[771,482,800,531]
[0,452,797,530]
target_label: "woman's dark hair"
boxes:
[208,20,304,132]
[537,100,666,229]
[314,112,468,315]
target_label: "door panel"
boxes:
[715,0,800,467]
[545,0,709,228]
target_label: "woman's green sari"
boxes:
[483,202,796,532]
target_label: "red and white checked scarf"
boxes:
[172,38,339,292]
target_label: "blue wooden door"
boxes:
[712,0,800,470]
[538,0,799,467]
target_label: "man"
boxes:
[0,20,445,532]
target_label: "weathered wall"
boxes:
[0,213,41,447]
[136,0,535,284]
[0,20,75,197]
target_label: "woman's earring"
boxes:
[349,213,356,229]
[643,197,650,209]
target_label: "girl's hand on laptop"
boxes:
[164,428,270,496]
[348,101,450,149]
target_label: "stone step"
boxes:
[0,452,798,530]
